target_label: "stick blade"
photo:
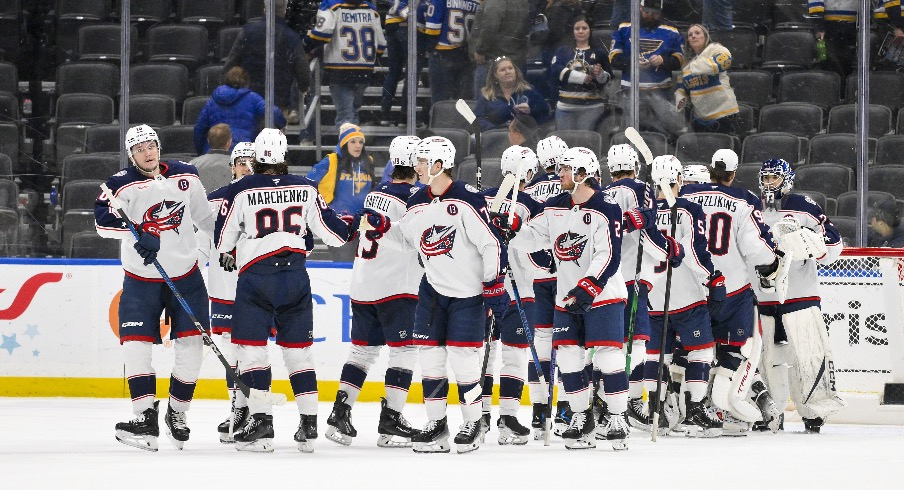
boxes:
[455,99,476,124]
[462,384,483,405]
[624,127,654,166]
[249,389,288,406]
[657,179,677,208]
[490,174,518,213]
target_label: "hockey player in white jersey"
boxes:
[325,135,422,448]
[95,124,216,451]
[197,142,255,443]
[754,158,845,433]
[642,155,725,438]
[216,129,353,453]
[375,136,510,454]
[501,147,633,450]
[680,149,784,435]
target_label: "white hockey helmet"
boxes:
[231,142,255,164]
[500,145,539,182]
[536,135,569,171]
[389,135,421,167]
[650,155,683,185]
[682,164,711,184]
[711,148,739,172]
[125,124,160,154]
[254,128,287,164]
[607,144,640,174]
[559,146,600,184]
[413,136,456,169]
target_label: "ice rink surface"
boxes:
[1,398,902,490]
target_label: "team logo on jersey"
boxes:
[142,200,186,233]
[446,203,458,216]
[420,225,457,259]
[554,232,588,264]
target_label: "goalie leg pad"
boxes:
[282,346,318,415]
[711,344,761,422]
[760,313,791,412]
[782,307,846,419]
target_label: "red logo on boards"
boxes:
[0,272,64,320]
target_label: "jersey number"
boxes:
[255,206,304,238]
[706,212,732,256]
[447,11,475,44]
[340,26,376,62]
[358,232,379,259]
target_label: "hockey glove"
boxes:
[665,235,684,268]
[133,222,161,266]
[706,271,726,316]
[483,275,511,319]
[623,207,657,233]
[489,211,521,242]
[219,252,237,272]
[350,209,391,237]
[563,276,604,314]
[755,256,780,292]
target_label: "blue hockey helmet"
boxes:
[758,158,795,202]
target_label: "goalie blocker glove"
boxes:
[483,275,510,319]
[134,221,161,265]
[622,207,657,233]
[706,271,726,315]
[563,276,604,313]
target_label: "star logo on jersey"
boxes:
[142,200,186,234]
[554,232,588,264]
[420,225,457,259]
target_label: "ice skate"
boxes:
[497,415,530,445]
[234,413,274,453]
[718,409,750,437]
[562,409,596,450]
[593,398,610,440]
[626,397,652,432]
[803,417,824,434]
[411,417,450,453]
[478,412,491,443]
[604,412,630,451]
[163,404,190,450]
[531,403,548,440]
[684,395,723,438]
[294,414,318,453]
[377,398,417,448]
[325,390,357,446]
[663,389,684,431]
[114,401,159,452]
[751,380,782,433]
[217,405,250,443]
[454,419,482,454]
[553,401,573,437]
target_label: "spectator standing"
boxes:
[475,56,550,131]
[675,24,740,135]
[703,0,733,32]
[419,0,480,106]
[226,0,311,118]
[470,0,532,99]
[380,0,426,126]
[808,0,858,83]
[868,201,904,248]
[194,67,287,156]
[190,123,234,192]
[549,16,613,131]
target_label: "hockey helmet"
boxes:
[711,148,739,172]
[501,145,539,182]
[389,135,421,168]
[536,135,569,171]
[682,164,710,184]
[125,124,160,154]
[254,128,287,165]
[231,142,255,165]
[413,136,456,169]
[607,144,639,174]
[759,158,795,200]
[650,155,683,185]
[559,146,600,185]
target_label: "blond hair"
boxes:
[480,57,534,100]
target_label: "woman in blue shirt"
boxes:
[475,56,550,131]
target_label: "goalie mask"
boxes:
[606,144,639,174]
[759,158,795,206]
[389,135,421,167]
[682,164,710,184]
[254,128,288,164]
[559,147,600,188]
[501,145,539,182]
[537,135,569,171]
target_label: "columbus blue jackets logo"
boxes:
[142,200,186,233]
[420,225,456,259]
[554,232,588,264]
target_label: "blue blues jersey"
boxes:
[610,22,684,89]
[419,0,479,51]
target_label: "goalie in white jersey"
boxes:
[680,149,784,434]
[753,158,845,433]
[324,136,422,448]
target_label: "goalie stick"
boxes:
[650,178,677,442]
[456,99,482,190]
[100,183,288,407]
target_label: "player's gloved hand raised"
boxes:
[623,207,657,233]
[350,208,391,237]
[133,221,161,266]
[489,211,521,241]
[563,276,604,314]
[219,252,237,272]
[665,235,684,268]
[706,271,726,316]
[482,275,510,319]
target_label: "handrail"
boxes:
[301,57,323,160]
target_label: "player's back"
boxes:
[604,177,654,284]
[526,171,561,203]
[420,0,479,50]
[681,183,775,294]
[314,0,385,71]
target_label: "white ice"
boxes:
[1,398,902,489]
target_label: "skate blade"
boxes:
[722,429,749,437]
[236,439,274,453]
[497,434,529,446]
[684,427,723,438]
[609,439,628,451]
[377,434,412,448]
[627,417,652,432]
[412,440,450,453]
[564,438,597,450]
[533,428,547,441]
[456,441,480,454]
[115,432,158,452]
[297,440,315,453]
[165,431,186,450]
[219,433,236,444]
[325,427,353,446]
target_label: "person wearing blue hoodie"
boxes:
[194,66,287,155]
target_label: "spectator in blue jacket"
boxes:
[193,67,286,155]
[306,123,375,217]
[475,56,550,131]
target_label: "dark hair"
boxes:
[225,66,251,89]
[510,113,540,147]
[391,165,417,180]
[571,15,594,48]
[207,123,232,150]
[872,201,901,228]
[710,167,734,184]
[336,141,375,191]
[253,162,289,175]
[610,170,634,179]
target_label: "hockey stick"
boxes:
[100,183,287,407]
[455,99,482,190]
[650,180,678,442]
[544,345,556,446]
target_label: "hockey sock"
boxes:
[685,348,713,403]
[499,344,527,416]
[527,326,552,403]
[449,346,482,422]
[237,345,273,415]
[628,363,645,398]
[283,346,317,415]
[594,346,629,414]
[123,341,156,414]
[385,368,414,412]
[643,353,673,403]
[220,332,246,408]
[420,346,449,421]
[559,346,591,412]
[169,336,203,412]
[482,341,498,413]
[338,363,367,406]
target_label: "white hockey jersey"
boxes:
[483,186,545,299]
[95,162,215,280]
[646,198,716,314]
[306,0,387,75]
[350,182,423,303]
[603,177,657,288]
[383,180,505,298]
[202,183,238,302]
[509,190,627,308]
[681,183,777,295]
[216,174,350,273]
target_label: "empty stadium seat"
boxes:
[77,23,138,63]
[84,124,120,153]
[794,164,853,199]
[181,96,209,125]
[56,93,114,125]
[128,95,177,126]
[0,61,17,94]
[0,123,19,165]
[876,135,904,166]
[430,100,476,130]
[779,71,841,109]
[758,102,823,138]
[147,24,209,70]
[551,130,604,158]
[741,132,804,164]
[55,62,119,99]
[217,27,242,63]
[713,27,758,69]
[807,133,877,168]
[760,30,815,71]
[845,72,904,111]
[61,153,120,188]
[69,230,119,258]
[732,163,762,195]
[456,157,503,189]
[480,129,512,159]
[866,165,904,200]
[430,128,471,165]
[178,0,235,28]
[835,190,897,217]
[828,215,856,243]
[609,131,669,158]
[827,104,893,138]
[195,64,225,97]
[675,133,738,165]
[129,63,190,105]
[157,125,196,156]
